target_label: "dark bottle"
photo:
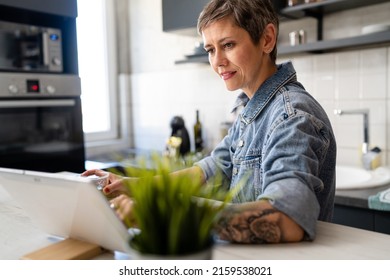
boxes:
[194,110,203,152]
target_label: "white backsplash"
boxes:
[128,0,390,168]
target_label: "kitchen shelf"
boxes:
[280,0,390,20]
[279,30,390,55]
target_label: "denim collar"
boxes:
[232,61,297,124]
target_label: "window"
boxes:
[76,0,118,141]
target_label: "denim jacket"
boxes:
[196,62,336,240]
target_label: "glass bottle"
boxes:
[194,110,203,152]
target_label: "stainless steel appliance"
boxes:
[0,73,85,173]
[0,0,84,173]
[0,20,63,73]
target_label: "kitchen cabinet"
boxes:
[163,0,286,35]
[334,185,390,235]
[333,204,375,232]
[0,0,76,17]
[333,204,390,235]
[375,211,390,234]
[174,0,390,63]
[162,0,210,36]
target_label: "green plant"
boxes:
[121,155,237,256]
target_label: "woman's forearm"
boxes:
[215,200,304,243]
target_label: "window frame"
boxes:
[78,0,118,142]
[77,0,131,157]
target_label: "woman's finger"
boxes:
[103,178,128,197]
[80,169,107,177]
[110,195,136,225]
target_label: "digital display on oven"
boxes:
[50,33,60,41]
[27,80,40,93]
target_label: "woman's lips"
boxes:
[220,71,236,80]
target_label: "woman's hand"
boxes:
[81,169,129,198]
[109,194,136,227]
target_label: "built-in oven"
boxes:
[0,73,85,173]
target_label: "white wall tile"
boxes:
[337,147,363,167]
[324,2,390,40]
[335,51,360,100]
[313,53,336,100]
[386,99,390,165]
[360,48,387,100]
[361,3,390,27]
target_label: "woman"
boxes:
[83,0,336,244]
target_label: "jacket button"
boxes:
[238,140,244,147]
[233,168,238,175]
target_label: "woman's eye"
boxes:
[224,42,234,49]
[205,48,214,54]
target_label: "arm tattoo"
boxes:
[215,207,282,244]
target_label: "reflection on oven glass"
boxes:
[25,141,75,153]
[0,105,76,152]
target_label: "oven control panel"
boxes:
[0,73,81,97]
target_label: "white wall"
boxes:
[127,0,390,168]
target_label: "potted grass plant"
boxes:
[119,155,237,259]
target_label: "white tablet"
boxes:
[0,167,131,254]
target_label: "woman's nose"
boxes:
[211,50,227,68]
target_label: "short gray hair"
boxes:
[198,0,279,62]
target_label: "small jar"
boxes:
[287,0,300,7]
[298,29,306,44]
[289,31,299,46]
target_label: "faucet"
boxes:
[334,109,369,155]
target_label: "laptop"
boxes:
[0,167,132,254]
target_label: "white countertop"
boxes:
[1,184,390,260]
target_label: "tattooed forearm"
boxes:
[215,206,283,244]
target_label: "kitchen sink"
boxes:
[336,165,390,190]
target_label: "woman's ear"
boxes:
[262,23,277,54]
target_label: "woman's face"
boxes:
[202,17,275,98]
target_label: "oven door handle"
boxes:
[0,99,76,108]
